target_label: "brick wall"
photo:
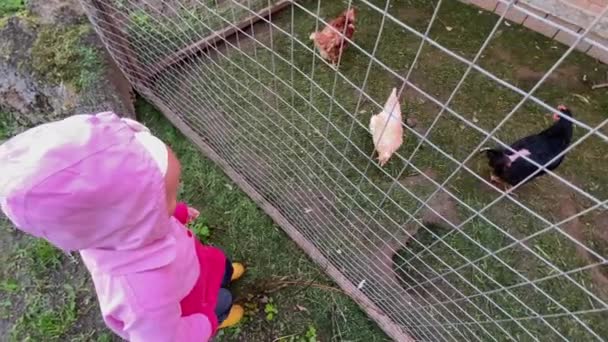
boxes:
[463,0,608,64]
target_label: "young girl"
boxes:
[0,112,244,341]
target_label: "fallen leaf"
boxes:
[445,26,453,31]
[296,305,309,312]
[573,94,590,104]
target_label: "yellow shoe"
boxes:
[231,263,245,282]
[218,304,244,329]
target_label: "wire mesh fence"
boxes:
[79,0,608,340]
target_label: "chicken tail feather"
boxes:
[383,88,401,119]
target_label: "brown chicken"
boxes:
[369,88,404,167]
[309,8,356,65]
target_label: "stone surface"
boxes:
[0,10,134,132]
[520,0,608,39]
[468,0,499,11]
[587,43,608,63]
[25,0,86,25]
[522,13,560,38]
[495,2,529,24]
[464,0,608,64]
[550,15,593,51]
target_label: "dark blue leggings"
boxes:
[215,258,234,322]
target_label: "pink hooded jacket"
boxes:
[0,112,219,341]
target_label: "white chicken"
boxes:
[369,88,403,167]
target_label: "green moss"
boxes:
[0,112,10,140]
[0,16,9,29]
[0,11,38,31]
[0,0,25,18]
[31,25,103,91]
[0,111,20,140]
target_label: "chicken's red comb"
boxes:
[344,8,356,19]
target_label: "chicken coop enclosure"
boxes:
[79,0,608,340]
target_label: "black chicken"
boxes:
[482,104,574,190]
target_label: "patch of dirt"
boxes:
[371,169,461,290]
[401,86,429,107]
[590,210,608,283]
[592,211,608,242]
[488,43,514,64]
[399,169,461,226]
[514,65,584,88]
[488,46,586,90]
[280,185,336,222]
[395,7,430,26]
[400,87,437,136]
[369,179,455,342]
[556,187,608,298]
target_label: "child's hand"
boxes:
[187,207,200,223]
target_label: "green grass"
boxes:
[10,286,78,341]
[0,111,14,140]
[0,0,24,18]
[137,0,608,340]
[21,239,64,274]
[0,219,93,341]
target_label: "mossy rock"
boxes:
[31,24,103,91]
[26,0,86,25]
[0,13,134,128]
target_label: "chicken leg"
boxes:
[490,173,518,197]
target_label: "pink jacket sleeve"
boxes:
[173,202,189,225]
[106,273,213,342]
[125,305,212,342]
[92,242,213,342]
